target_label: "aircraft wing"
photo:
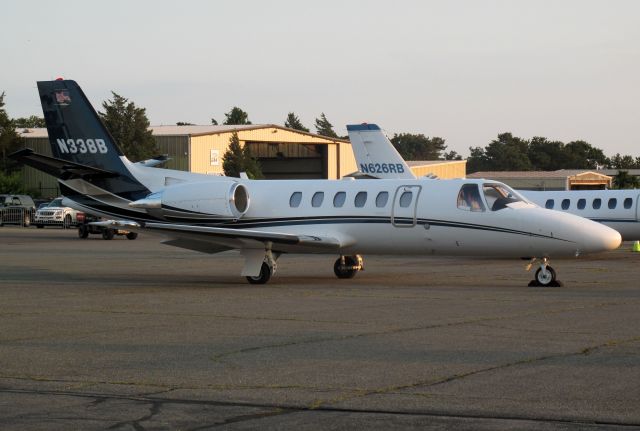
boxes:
[92,220,347,254]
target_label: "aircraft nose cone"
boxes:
[582,224,622,253]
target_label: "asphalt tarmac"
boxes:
[1,227,639,430]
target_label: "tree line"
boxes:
[1,88,639,193]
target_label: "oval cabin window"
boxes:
[333,191,346,208]
[354,192,367,208]
[624,198,633,209]
[375,191,389,208]
[561,199,570,210]
[593,198,601,209]
[399,191,413,208]
[311,192,324,208]
[289,192,302,208]
[545,199,554,209]
[608,198,617,209]
[577,198,586,210]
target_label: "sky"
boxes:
[2,0,639,158]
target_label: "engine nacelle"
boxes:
[131,181,250,220]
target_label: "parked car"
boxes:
[77,212,138,240]
[34,197,80,228]
[0,194,36,227]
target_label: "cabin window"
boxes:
[333,191,346,207]
[399,191,413,208]
[593,198,601,209]
[545,199,554,209]
[608,198,617,209]
[311,192,324,208]
[354,191,368,208]
[375,191,389,208]
[624,198,633,209]
[561,199,570,210]
[289,192,302,208]
[577,198,586,210]
[457,184,485,212]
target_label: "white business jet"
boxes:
[10,82,621,287]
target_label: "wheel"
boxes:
[78,225,89,239]
[126,232,138,240]
[36,224,44,229]
[246,262,272,284]
[535,265,556,286]
[63,214,72,229]
[334,255,360,279]
[23,213,31,227]
[102,228,115,240]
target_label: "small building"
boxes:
[467,170,613,190]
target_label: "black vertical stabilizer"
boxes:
[37,79,149,200]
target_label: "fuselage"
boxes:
[61,162,621,259]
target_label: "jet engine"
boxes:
[130,181,250,220]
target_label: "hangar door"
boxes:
[245,142,327,179]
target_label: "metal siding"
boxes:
[410,161,467,179]
[339,142,357,177]
[154,136,189,171]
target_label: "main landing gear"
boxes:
[334,255,364,279]
[527,257,563,287]
[245,249,278,285]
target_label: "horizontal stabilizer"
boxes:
[9,148,119,179]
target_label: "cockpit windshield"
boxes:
[482,183,526,211]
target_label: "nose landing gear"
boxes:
[527,257,563,287]
[334,255,364,279]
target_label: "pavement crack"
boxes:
[210,301,625,364]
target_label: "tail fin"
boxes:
[346,124,416,180]
[38,79,129,176]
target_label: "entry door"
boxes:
[392,185,421,227]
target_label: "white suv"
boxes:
[34,198,80,229]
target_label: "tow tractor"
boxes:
[76,212,138,240]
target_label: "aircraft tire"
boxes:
[535,265,556,286]
[126,232,138,240]
[334,256,359,279]
[246,262,272,284]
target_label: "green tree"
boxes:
[444,150,462,160]
[99,92,157,162]
[222,132,263,179]
[609,153,640,169]
[211,118,218,125]
[284,112,309,132]
[527,137,568,171]
[563,140,608,169]
[176,121,194,126]
[13,115,46,128]
[467,133,531,173]
[223,107,251,125]
[390,133,447,160]
[314,113,338,138]
[613,170,640,189]
[0,92,24,174]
